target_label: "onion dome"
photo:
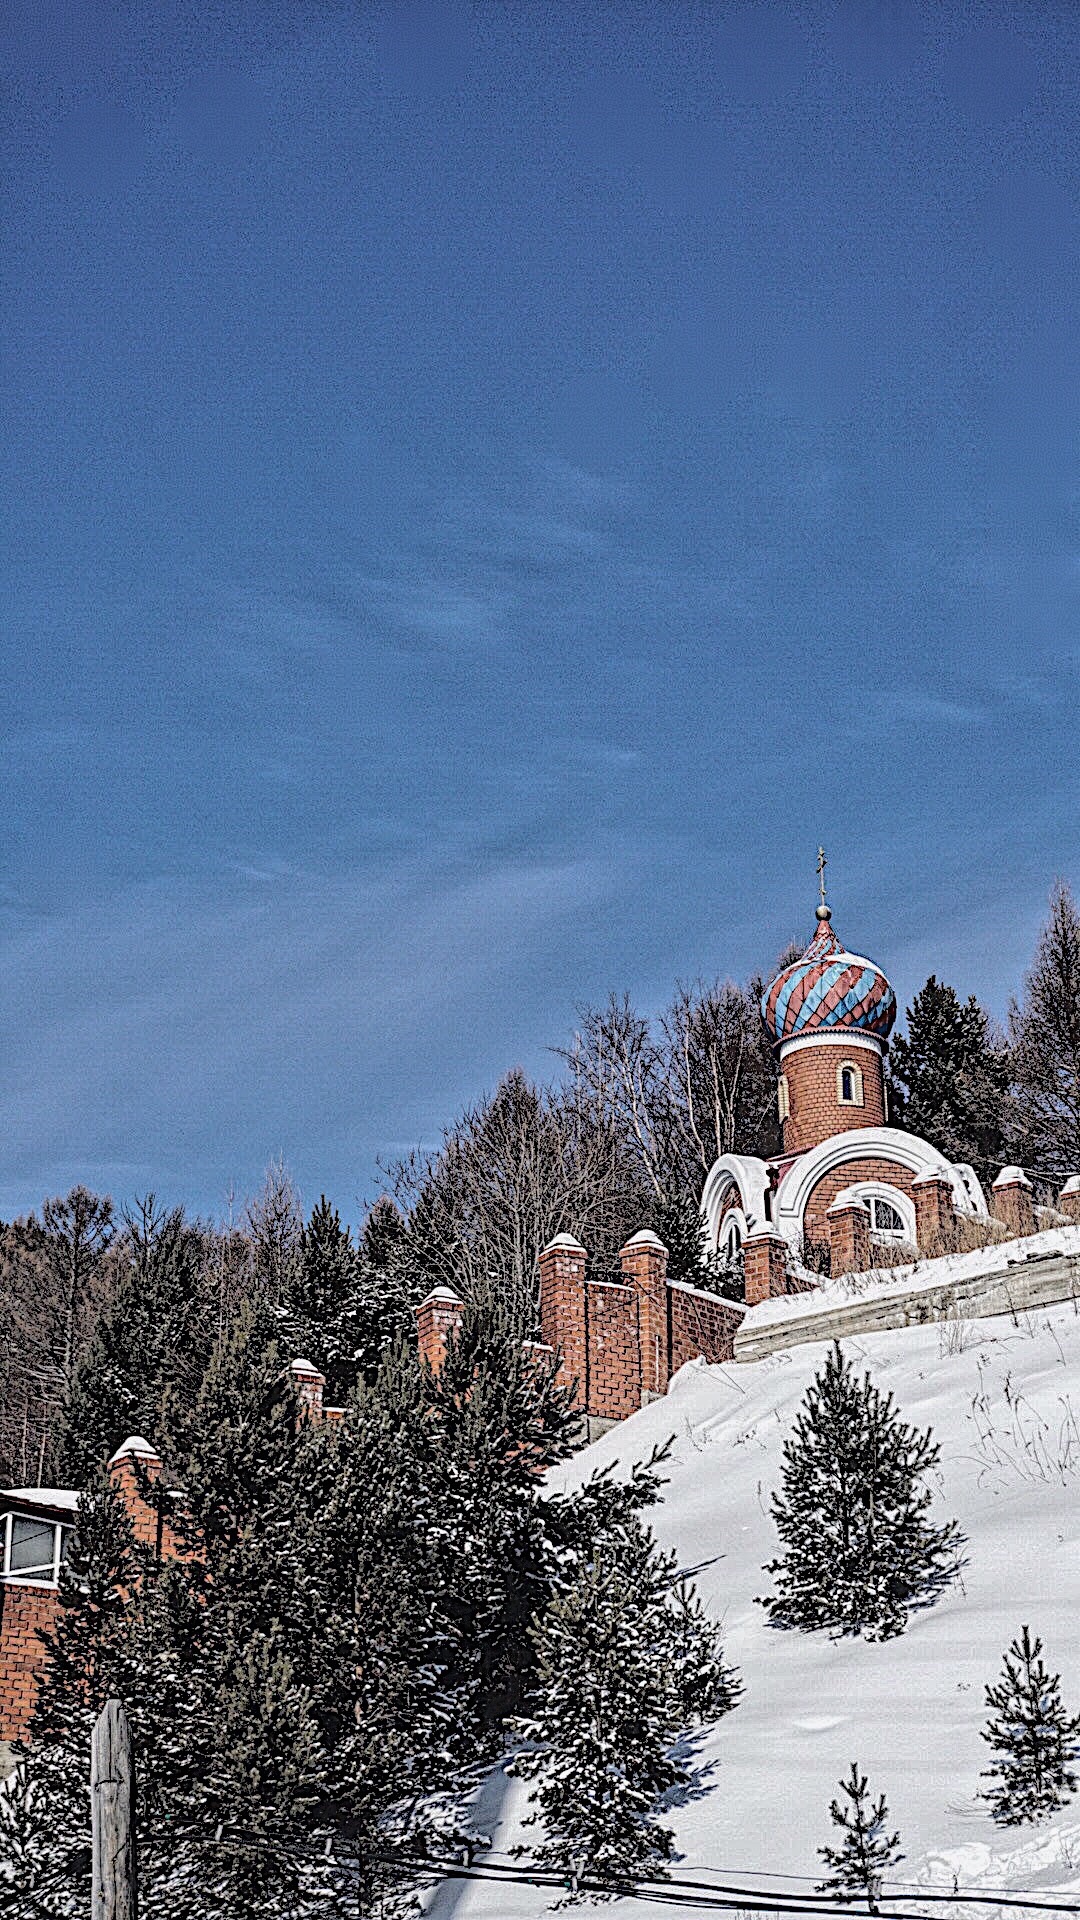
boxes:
[761,906,897,1045]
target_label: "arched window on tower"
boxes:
[837,1060,864,1107]
[777,1074,790,1121]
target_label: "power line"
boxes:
[157,1822,1080,1917]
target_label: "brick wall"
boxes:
[781,1041,886,1154]
[803,1154,917,1251]
[668,1282,743,1370]
[0,1581,58,1747]
[586,1282,640,1420]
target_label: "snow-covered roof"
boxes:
[2,1487,80,1512]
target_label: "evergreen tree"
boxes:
[980,1627,1080,1825]
[888,976,1009,1180]
[763,1343,963,1640]
[425,1302,581,1735]
[148,1300,341,1919]
[56,1199,210,1484]
[651,1192,708,1289]
[282,1195,359,1402]
[515,1514,739,1890]
[1009,882,1080,1180]
[817,1763,903,1911]
[284,1194,419,1403]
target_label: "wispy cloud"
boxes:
[0,850,617,1221]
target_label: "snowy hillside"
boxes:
[429,1299,1080,1915]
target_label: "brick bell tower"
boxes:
[760,852,897,1156]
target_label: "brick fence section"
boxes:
[586,1281,640,1420]
[668,1281,744,1371]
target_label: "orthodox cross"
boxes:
[817,845,828,909]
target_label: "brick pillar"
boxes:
[108,1436,166,1553]
[827,1192,871,1276]
[992,1166,1035,1238]
[619,1229,669,1399]
[744,1229,789,1306]
[539,1234,588,1406]
[290,1358,326,1420]
[1058,1176,1080,1223]
[913,1172,956,1255]
[414,1287,466,1374]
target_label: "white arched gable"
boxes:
[701,1153,772,1253]
[774,1126,986,1249]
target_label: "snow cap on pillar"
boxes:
[108,1436,161,1466]
[541,1232,586,1255]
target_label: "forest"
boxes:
[0,882,1078,1918]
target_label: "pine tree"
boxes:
[817,1763,903,1910]
[281,1195,359,1403]
[763,1343,964,1640]
[56,1198,210,1484]
[515,1512,739,1891]
[147,1300,340,1919]
[888,976,1009,1180]
[1009,882,1080,1180]
[980,1627,1080,1825]
[425,1302,581,1737]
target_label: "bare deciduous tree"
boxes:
[1009,882,1080,1181]
[385,1068,649,1324]
[244,1156,303,1306]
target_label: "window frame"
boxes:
[1,1510,71,1588]
[868,1195,906,1239]
[777,1073,790,1121]
[837,1060,864,1107]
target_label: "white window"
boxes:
[777,1074,790,1121]
[837,1061,864,1106]
[868,1196,906,1239]
[1,1512,71,1585]
[725,1219,743,1257]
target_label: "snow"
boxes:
[1,1489,80,1512]
[426,1298,1080,1915]
[745,1223,1080,1331]
[107,1436,159,1464]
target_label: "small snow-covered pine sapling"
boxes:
[980,1626,1080,1825]
[763,1342,964,1639]
[817,1762,903,1913]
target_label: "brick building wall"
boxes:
[0,1582,58,1751]
[780,1039,886,1154]
[802,1154,917,1252]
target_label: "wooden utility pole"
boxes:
[91,1698,138,1920]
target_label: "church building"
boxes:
[701,874,989,1276]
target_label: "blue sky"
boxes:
[1,1,1077,1223]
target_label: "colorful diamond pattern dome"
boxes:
[761,914,897,1045]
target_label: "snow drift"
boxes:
[427,1295,1080,1915]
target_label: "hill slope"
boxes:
[429,1297,1080,1915]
